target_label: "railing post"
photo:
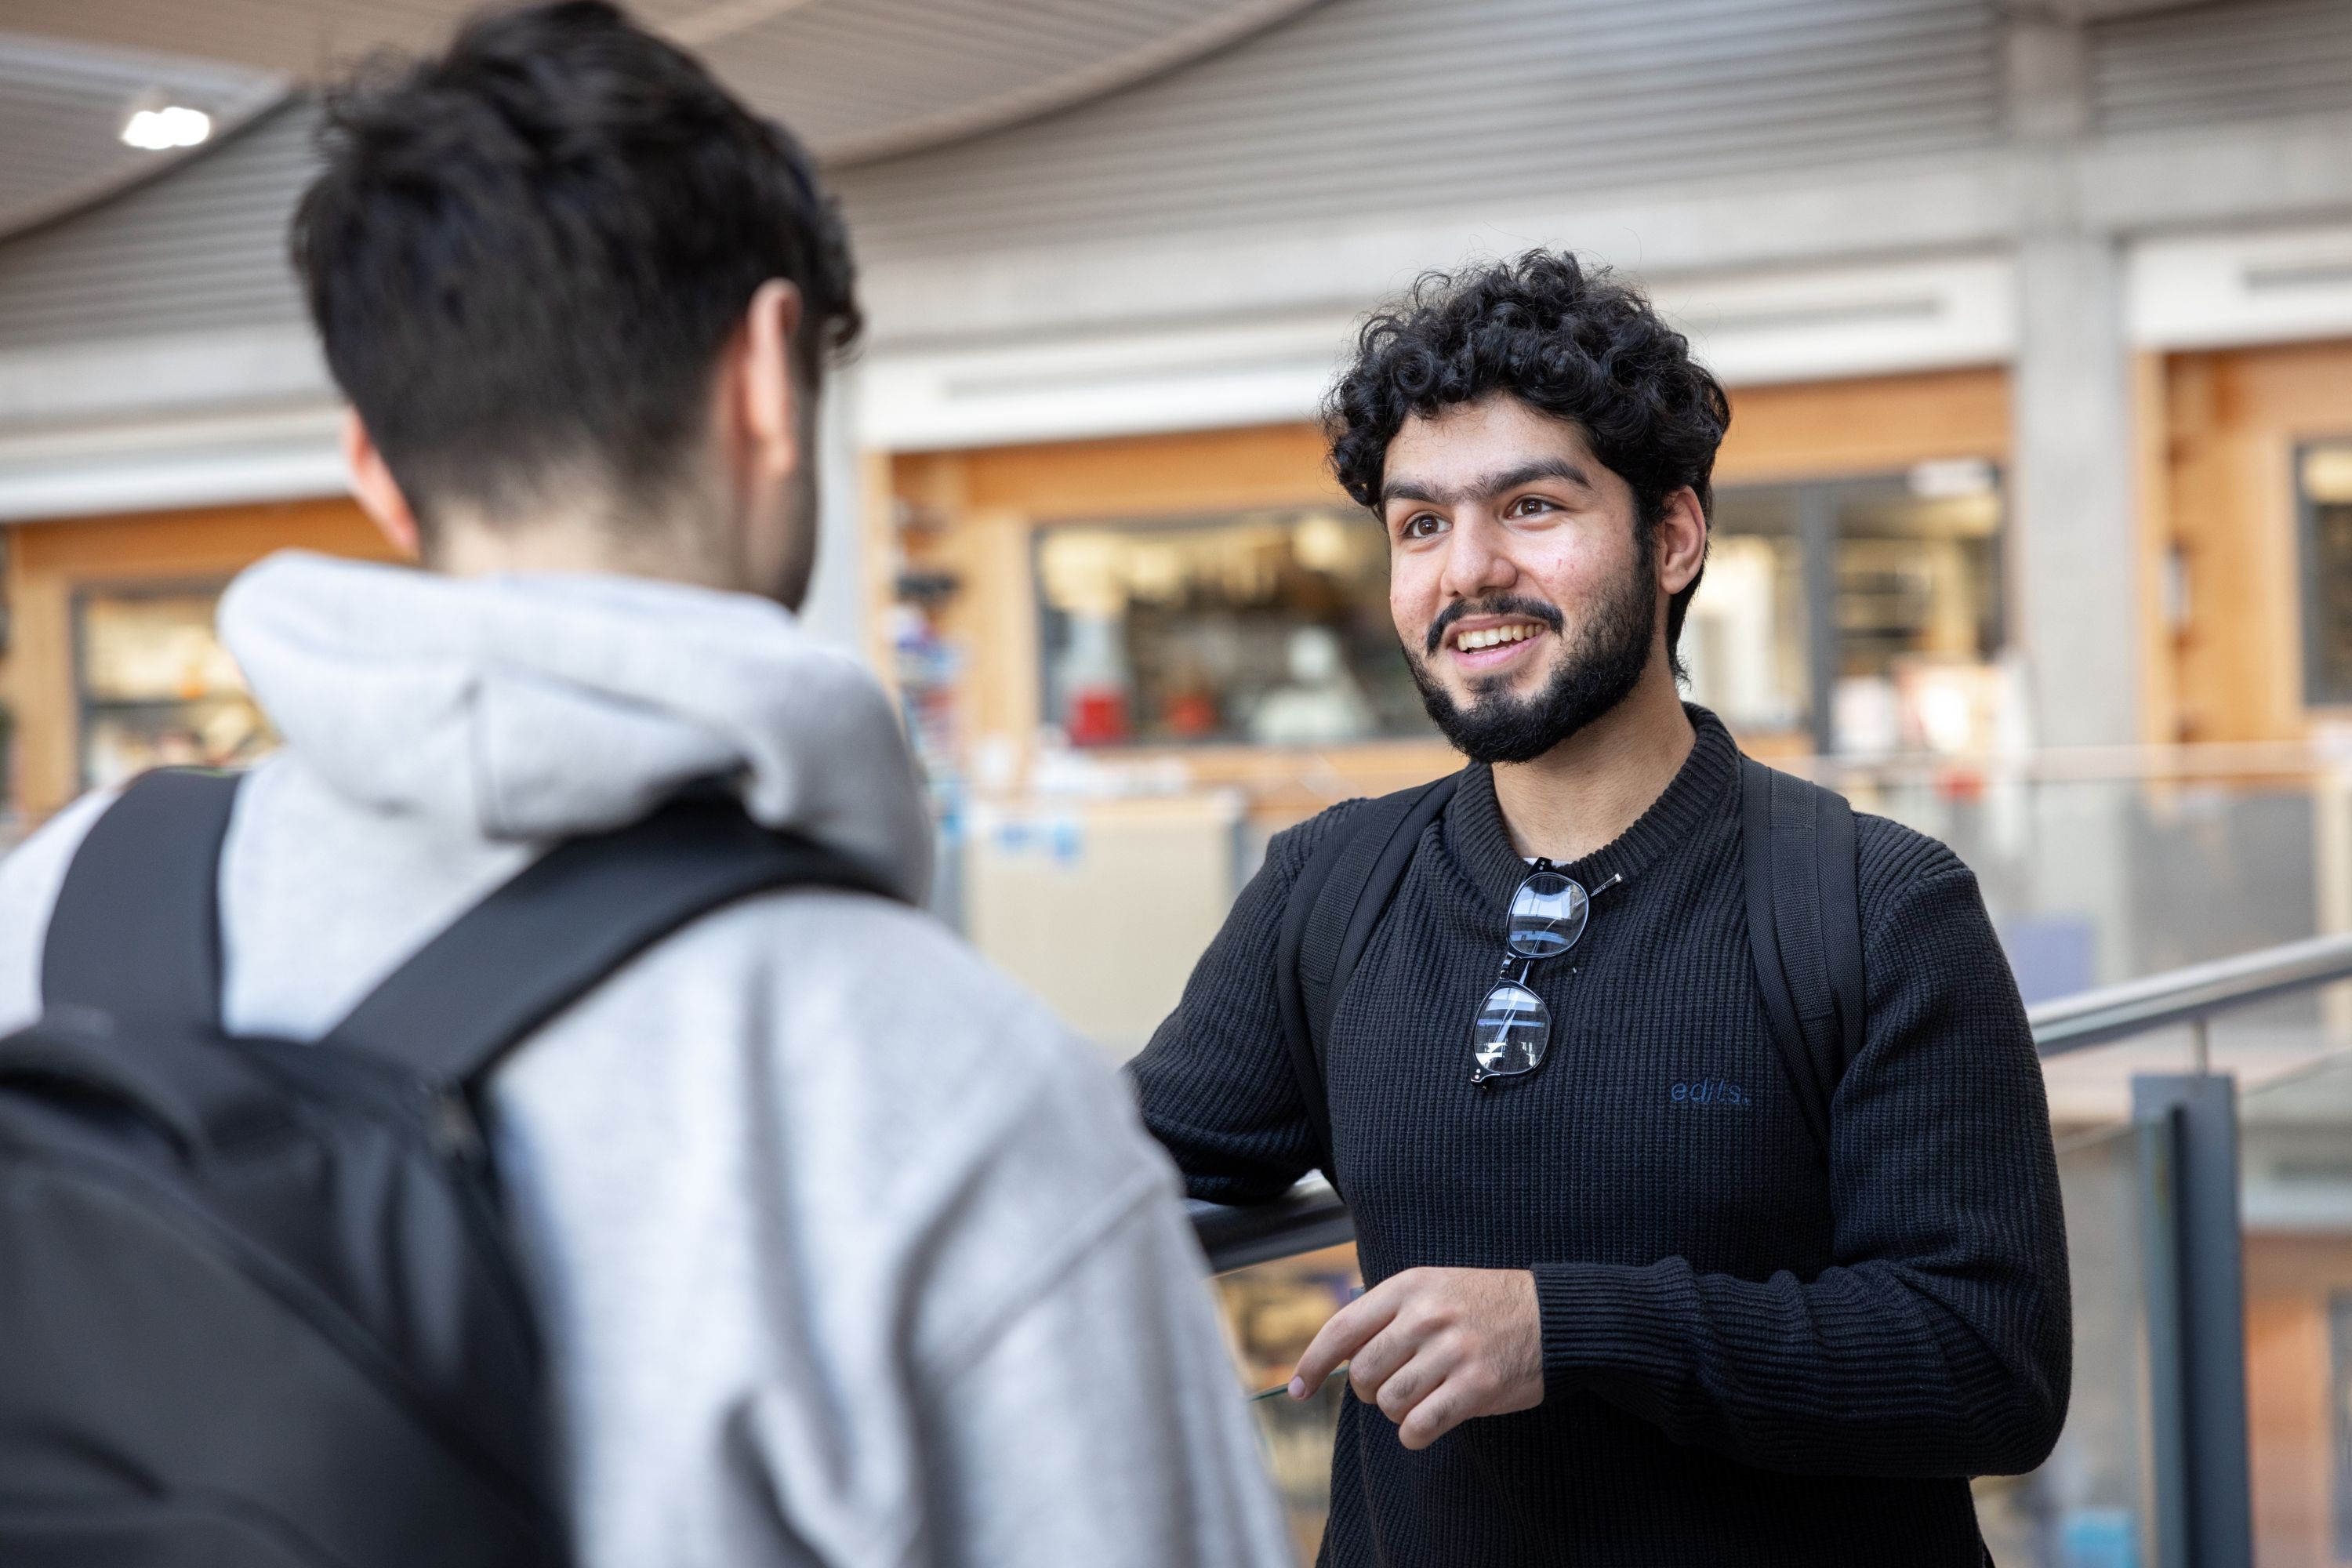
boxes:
[2137,1102,2190,1568]
[2132,1072,2253,1568]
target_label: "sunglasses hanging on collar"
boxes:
[1468,864,1624,1084]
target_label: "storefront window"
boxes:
[1683,488,1808,734]
[1036,472,2003,756]
[2301,444,2352,704]
[1035,510,1429,748]
[1683,461,2006,754]
[1832,468,2006,753]
[77,586,274,788]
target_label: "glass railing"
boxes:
[1211,1152,2176,1568]
[2235,1049,2352,1565]
[1810,746,2352,993]
[1217,1242,1358,1563]
[1974,1120,2159,1567]
[951,740,2352,1065]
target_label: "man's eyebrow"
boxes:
[1378,457,1595,509]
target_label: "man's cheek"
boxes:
[1390,597,1426,653]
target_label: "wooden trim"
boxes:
[2158,339,2352,743]
[1713,367,2010,485]
[909,423,1345,522]
[2133,350,2179,745]
[6,497,394,819]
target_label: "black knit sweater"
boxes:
[1129,710,2070,1566]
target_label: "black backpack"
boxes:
[0,769,897,1567]
[1274,755,1864,1192]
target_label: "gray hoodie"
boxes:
[0,551,1294,1568]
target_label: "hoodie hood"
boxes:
[219,550,931,902]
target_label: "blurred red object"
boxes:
[1163,689,1219,739]
[1068,686,1131,746]
[1936,765,1985,804]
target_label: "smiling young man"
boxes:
[1128,252,2071,1566]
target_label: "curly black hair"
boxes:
[294,1,860,525]
[1325,252,1730,668]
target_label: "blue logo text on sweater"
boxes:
[1671,1078,1751,1108]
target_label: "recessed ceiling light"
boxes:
[122,104,212,151]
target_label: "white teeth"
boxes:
[1457,623,1538,652]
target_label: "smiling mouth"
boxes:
[1453,622,1545,653]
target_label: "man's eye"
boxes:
[1511,495,1554,517]
[1400,514,1445,540]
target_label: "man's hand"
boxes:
[1290,1267,1543,1450]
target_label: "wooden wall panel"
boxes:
[950,423,1343,521]
[916,369,2016,523]
[2158,339,2352,744]
[2242,1233,2352,1568]
[6,496,394,819]
[1714,367,2010,484]
[2133,351,2179,746]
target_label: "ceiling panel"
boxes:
[0,100,318,354]
[0,30,282,239]
[695,0,1321,163]
[0,2,1327,327]
[0,0,1323,165]
[2090,0,2352,133]
[831,0,2009,259]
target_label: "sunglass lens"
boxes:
[1507,872,1588,960]
[1470,981,1552,1082]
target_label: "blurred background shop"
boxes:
[5,1,2352,1563]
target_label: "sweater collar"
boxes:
[1442,704,1742,911]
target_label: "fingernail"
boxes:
[1288,1376,1307,1399]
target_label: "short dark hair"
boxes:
[292,1,861,524]
[1326,251,1730,667]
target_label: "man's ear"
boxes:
[343,410,422,559]
[735,278,804,482]
[1656,485,1708,595]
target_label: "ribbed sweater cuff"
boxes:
[1531,1261,1684,1399]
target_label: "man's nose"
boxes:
[1438,514,1516,602]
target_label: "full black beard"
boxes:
[1405,565,1657,765]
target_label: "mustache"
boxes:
[1425,596,1566,656]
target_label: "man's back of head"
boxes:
[0,8,1298,1566]
[296,0,859,604]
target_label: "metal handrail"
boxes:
[1186,1177,1351,1273]
[1189,928,2352,1272]
[2027,929,2352,1056]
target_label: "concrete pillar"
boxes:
[2006,16,2143,749]
[2001,16,2145,994]
[2011,235,2143,747]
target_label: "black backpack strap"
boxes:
[1739,755,1865,1157]
[43,768,243,1030]
[320,794,905,1087]
[1275,772,1460,1193]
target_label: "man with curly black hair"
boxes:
[1131,252,2069,1565]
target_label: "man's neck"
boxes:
[430,490,735,590]
[1488,666,1696,865]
